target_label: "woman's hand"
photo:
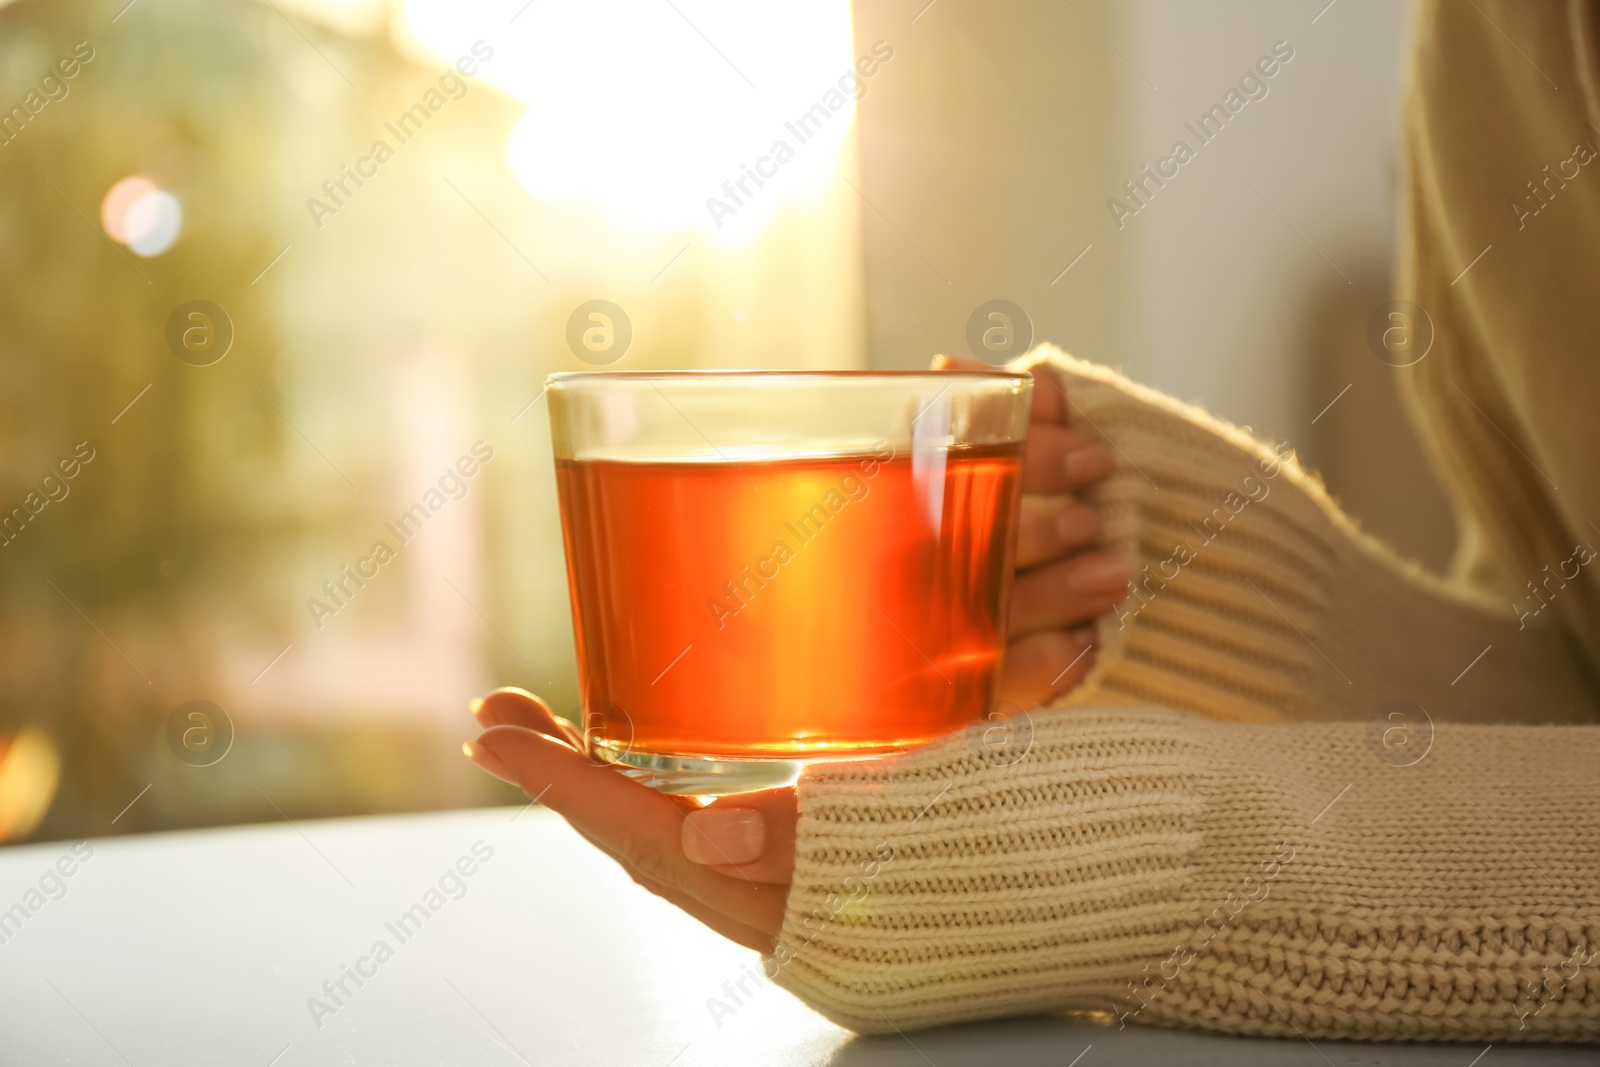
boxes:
[464,688,791,951]
[463,357,1125,952]
[931,356,1125,708]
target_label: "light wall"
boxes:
[1119,0,1403,438]
[852,0,1129,372]
[856,0,1455,570]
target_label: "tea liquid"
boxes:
[555,444,1023,759]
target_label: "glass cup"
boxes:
[547,370,1032,795]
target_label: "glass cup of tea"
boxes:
[546,370,1032,795]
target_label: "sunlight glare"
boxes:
[397,0,858,240]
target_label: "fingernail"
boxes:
[1055,506,1100,546]
[468,697,485,720]
[1069,555,1129,596]
[1063,447,1111,484]
[463,738,513,783]
[681,808,765,866]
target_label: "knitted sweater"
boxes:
[768,0,1600,1042]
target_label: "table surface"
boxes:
[0,807,1588,1066]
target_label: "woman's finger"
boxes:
[470,687,583,749]
[930,354,985,372]
[1025,360,1070,425]
[1023,423,1113,496]
[930,354,1069,426]
[1009,551,1128,636]
[999,627,1098,707]
[1015,496,1102,570]
[682,787,797,885]
[931,356,1112,500]
[465,726,788,935]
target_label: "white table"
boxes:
[0,808,1587,1066]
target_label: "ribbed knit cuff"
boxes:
[765,709,1210,1033]
[1023,347,1599,727]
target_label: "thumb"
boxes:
[683,786,797,886]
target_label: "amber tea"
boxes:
[547,371,1031,794]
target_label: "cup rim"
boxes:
[547,368,1030,384]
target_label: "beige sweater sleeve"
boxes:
[766,352,1600,1042]
[771,708,1600,1041]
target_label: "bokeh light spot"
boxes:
[126,190,183,256]
[100,175,156,242]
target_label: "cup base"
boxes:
[595,746,802,796]
[589,740,899,796]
